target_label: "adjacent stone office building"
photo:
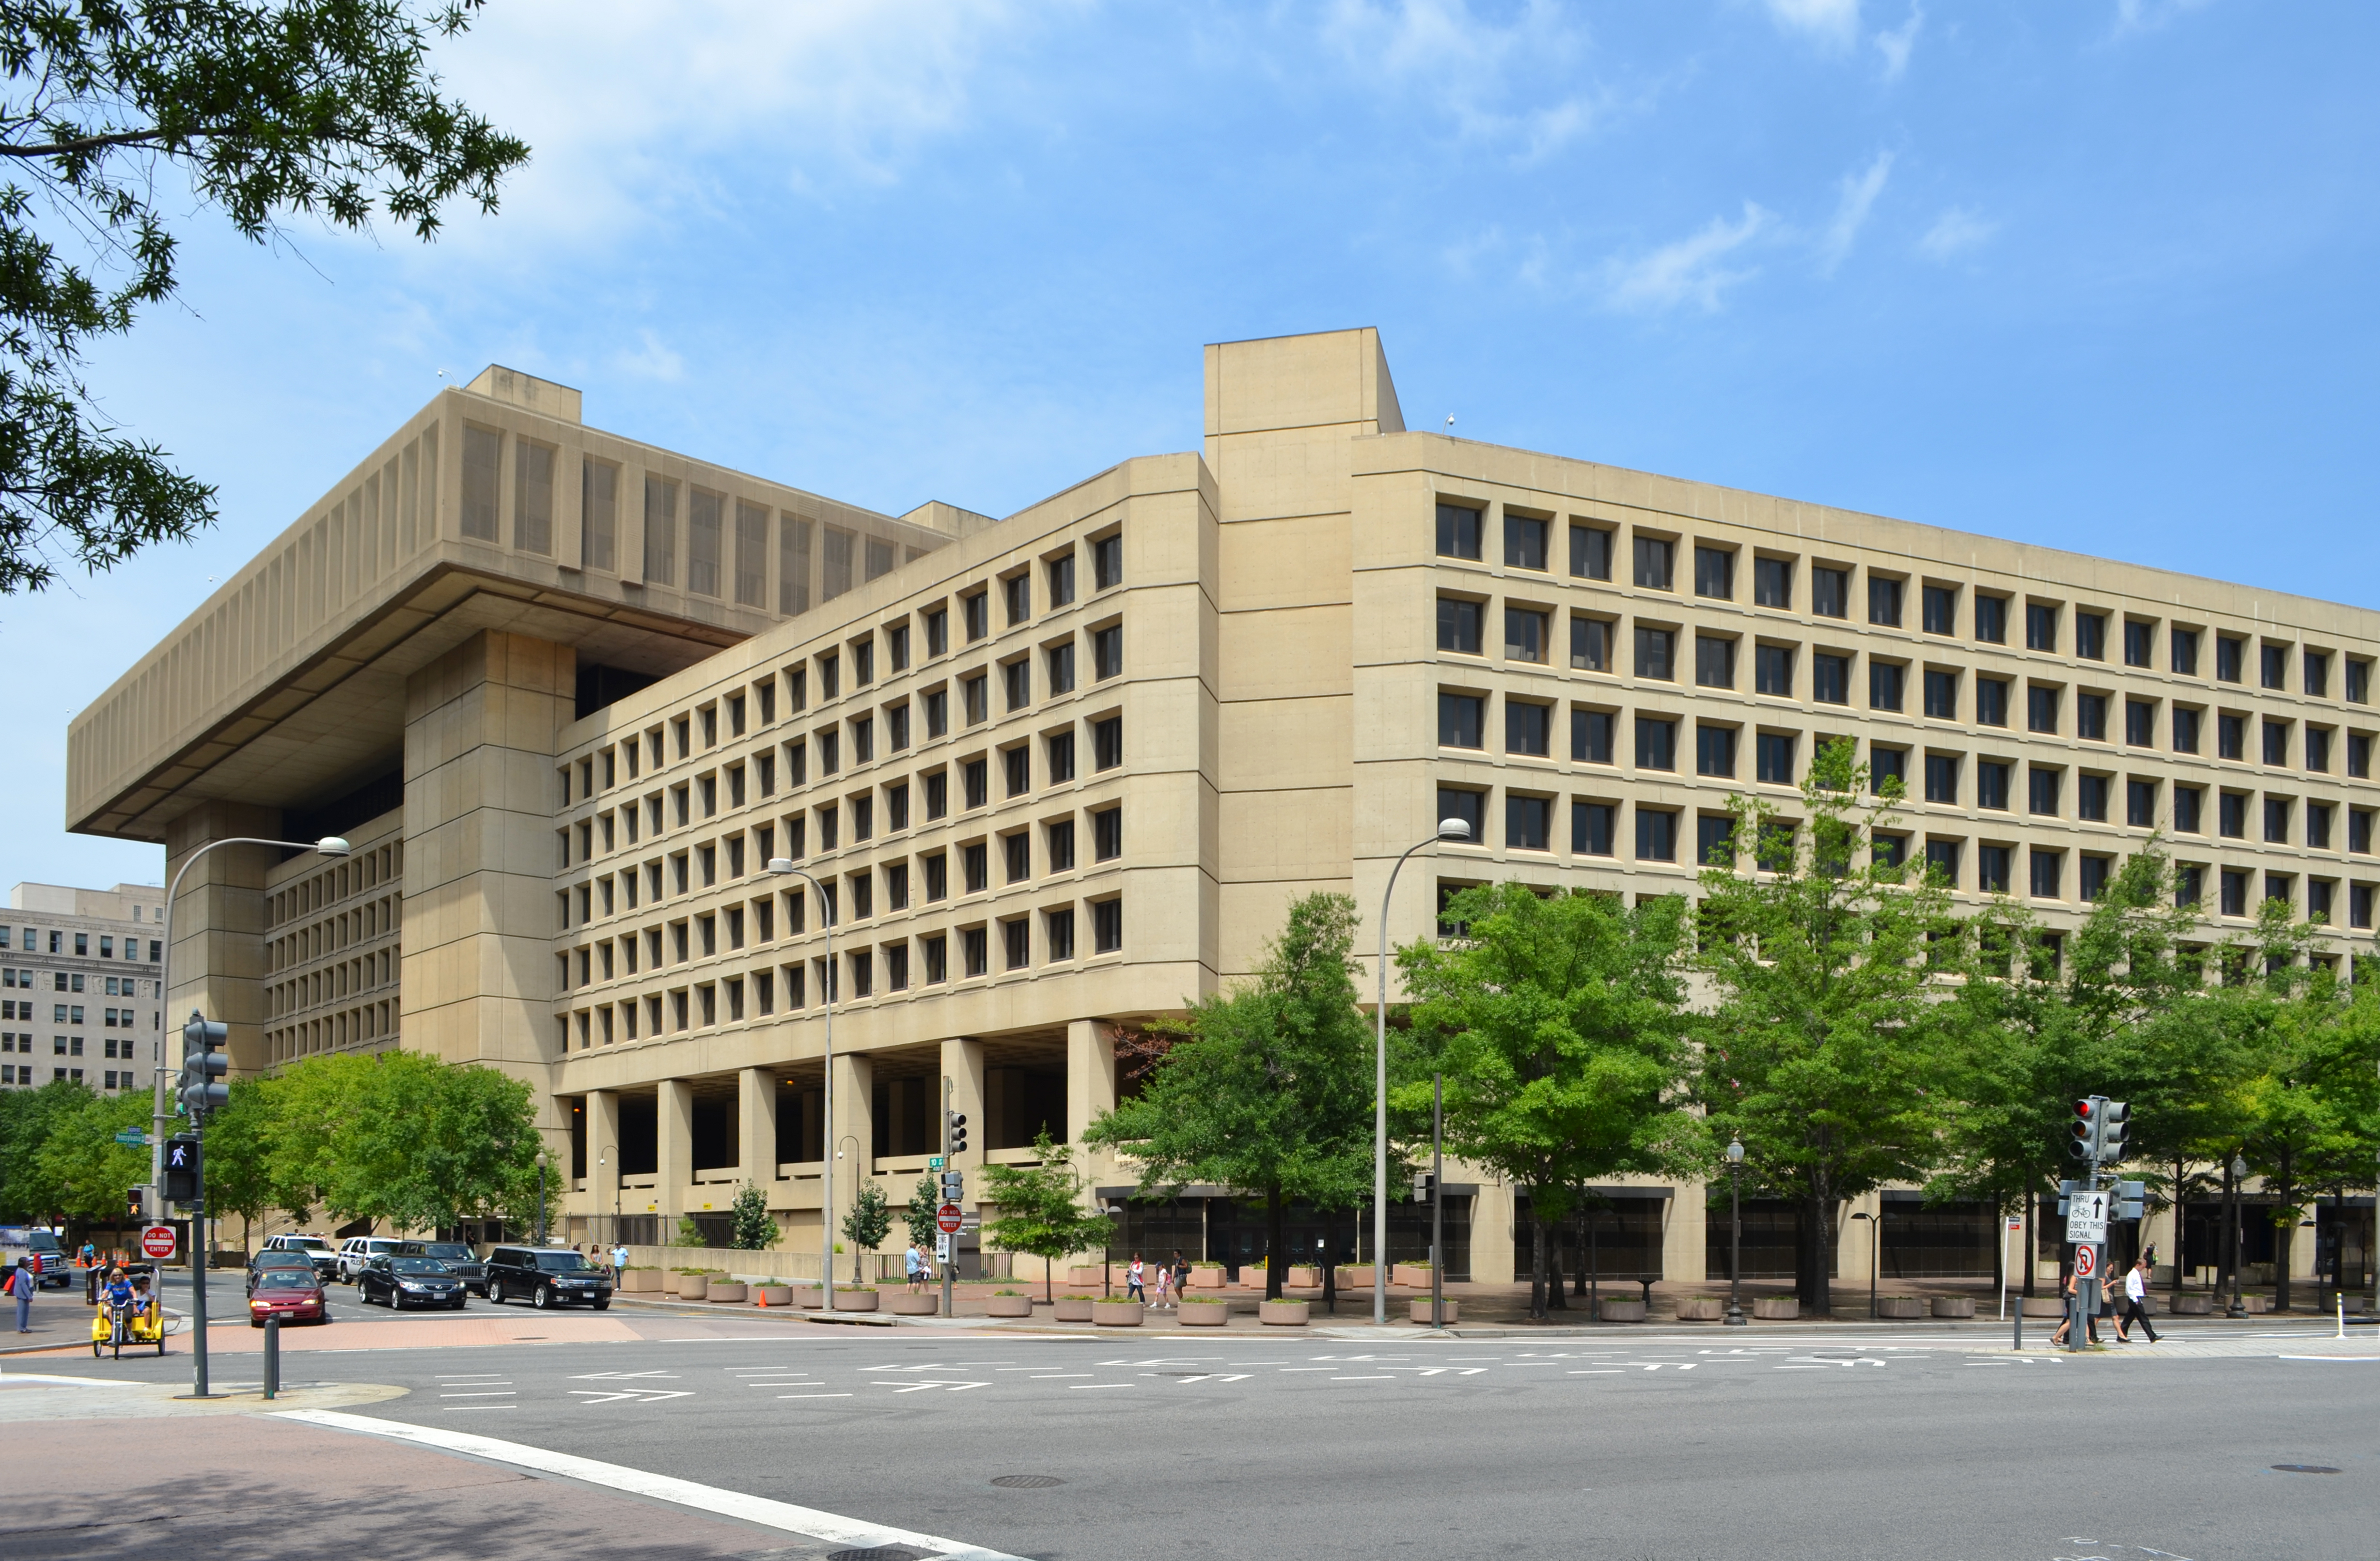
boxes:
[68,331,2378,1290]
[0,882,165,1093]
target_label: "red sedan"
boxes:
[248,1271,329,1328]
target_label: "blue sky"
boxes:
[12,0,2376,890]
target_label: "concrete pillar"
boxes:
[941,1037,985,1179]
[1666,1183,1709,1284]
[586,1089,619,1221]
[163,802,281,1079]
[831,1048,872,1201]
[1470,1182,1515,1284]
[738,1065,779,1187]
[656,1078,694,1221]
[1066,1018,1116,1146]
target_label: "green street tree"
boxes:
[902,1175,941,1255]
[1395,882,1697,1319]
[0,0,527,595]
[28,1081,149,1224]
[1085,893,1374,1300]
[0,1076,93,1221]
[1692,737,1960,1317]
[198,1076,284,1253]
[729,1183,777,1251]
[840,1180,891,1285]
[980,1128,1115,1302]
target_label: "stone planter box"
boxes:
[1597,1298,1647,1322]
[1282,1266,1319,1288]
[1674,1297,1725,1321]
[618,1269,665,1293]
[1336,1265,1375,1288]
[706,1282,748,1304]
[1052,1297,1097,1322]
[1187,1266,1227,1290]
[672,1273,710,1300]
[831,1288,879,1312]
[1092,1300,1145,1326]
[754,1285,793,1307]
[1066,1266,1106,1287]
[1931,1297,1977,1319]
[790,1285,823,1309]
[1179,1301,1229,1326]
[1410,1298,1458,1324]
[886,1293,938,1315]
[2169,1293,2214,1315]
[985,1294,1034,1318]
[1874,1296,1925,1319]
[1258,1300,1310,1326]
[1391,1263,1433,1288]
[1751,1297,1800,1321]
[2019,1297,2064,1318]
[2241,1294,2271,1314]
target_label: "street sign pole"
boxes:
[941,1076,954,1320]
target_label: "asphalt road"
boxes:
[27,1314,2374,1561]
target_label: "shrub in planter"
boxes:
[1052,1295,1098,1322]
[1409,1297,1458,1324]
[1257,1299,1309,1326]
[1336,1265,1376,1288]
[672,1273,711,1300]
[1282,1265,1319,1288]
[985,1292,1035,1318]
[618,1268,665,1293]
[831,1287,880,1312]
[1187,1263,1226,1290]
[789,1285,824,1309]
[1391,1262,1432,1288]
[1179,1298,1228,1326]
[754,1285,793,1307]
[1091,1299,1145,1326]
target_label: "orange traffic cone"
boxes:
[755,1287,768,1307]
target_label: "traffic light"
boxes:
[163,1135,200,1204]
[2115,1180,2147,1221]
[1412,1171,1436,1203]
[126,1185,145,1223]
[2097,1100,2130,1164]
[946,1110,967,1156]
[938,1169,964,1203]
[2069,1099,2100,1161]
[178,1013,228,1118]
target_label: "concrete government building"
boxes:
[67,330,2378,1293]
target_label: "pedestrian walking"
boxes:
[1171,1250,1192,1307]
[2115,1257,2160,1343]
[905,1243,926,1294]
[1126,1253,1147,1304]
[7,1255,32,1332]
[2049,1265,2103,1346]
[610,1241,630,1274]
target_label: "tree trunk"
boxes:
[2171,1153,2188,1298]
[1547,1235,1567,1310]
[1045,1255,1054,1303]
[1321,1207,1337,1315]
[2273,1147,2294,1313]
[1264,1185,1285,1302]
[1572,1207,1588,1296]
[1529,1211,1548,1320]
[1798,1194,1833,1317]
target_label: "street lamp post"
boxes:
[2227,1151,2249,1318]
[156,832,350,1401]
[1849,1209,1879,1320]
[1723,1137,1747,1326]
[1374,818,1471,1326]
[767,859,833,1310]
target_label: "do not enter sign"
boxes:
[937,1203,963,1234]
[140,1225,177,1260]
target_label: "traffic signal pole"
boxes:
[942,1079,955,1320]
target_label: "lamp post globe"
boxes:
[1723,1136,1746,1326]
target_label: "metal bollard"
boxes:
[262,1315,279,1400]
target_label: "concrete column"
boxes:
[831,1049,872,1205]
[656,1078,694,1221]
[1065,1018,1116,1147]
[1469,1182,1516,1284]
[586,1089,619,1220]
[940,1037,985,1180]
[163,802,281,1079]
[1666,1183,1709,1284]
[738,1065,779,1187]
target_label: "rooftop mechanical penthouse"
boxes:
[69,330,2380,1286]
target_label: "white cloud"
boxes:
[1322,0,1601,157]
[1602,203,1772,314]
[1917,205,1997,260]
[614,329,685,384]
[1818,151,1893,275]
[2112,0,2217,38]
[1874,4,1922,79]
[1763,0,1861,48]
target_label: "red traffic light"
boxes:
[2074,1100,2095,1119]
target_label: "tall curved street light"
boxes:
[768,858,834,1311]
[156,831,350,1398]
[1374,817,1471,1326]
[1723,1136,1747,1326]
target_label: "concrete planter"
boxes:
[1336,1265,1376,1288]
[1052,1297,1097,1322]
[2019,1297,2064,1318]
[1065,1266,1106,1288]
[672,1273,710,1300]
[1674,1298,1726,1321]
[1179,1301,1228,1326]
[618,1269,665,1293]
[1874,1296,1924,1319]
[706,1282,748,1304]
[1931,1297,1977,1319]
[886,1293,938,1315]
[1751,1297,1800,1321]
[1282,1266,1319,1288]
[790,1285,824,1309]
[1258,1300,1309,1326]
[754,1285,793,1307]
[1092,1300,1145,1326]
[985,1294,1034,1318]
[831,1288,879,1312]
[2241,1294,2271,1314]
[1597,1298,1647,1322]
[1391,1263,1433,1288]
[2169,1293,2214,1315]
[1187,1265,1227,1290]
[1410,1298,1458,1324]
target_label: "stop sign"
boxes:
[140,1225,177,1260]
[937,1203,963,1234]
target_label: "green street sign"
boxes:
[928,1156,946,1169]
[114,1130,149,1146]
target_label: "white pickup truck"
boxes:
[0,1225,73,1288]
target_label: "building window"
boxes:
[2218,713,2245,760]
[963,759,988,809]
[1573,709,1616,764]
[1633,537,1673,590]
[1092,624,1123,680]
[2350,883,2374,930]
[1694,547,1733,600]
[1093,533,1123,591]
[2080,855,2112,902]
[1505,607,1548,663]
[1869,662,1904,712]
[1570,525,1613,580]
[1507,795,1552,851]
[1636,808,1678,862]
[1570,616,1611,672]
[2264,872,2294,910]
[1755,643,1793,696]
[1045,909,1075,962]
[964,590,989,641]
[2078,774,2110,822]
[2174,865,2203,907]
[1635,627,1675,681]
[1046,643,1075,695]
[2027,684,2059,734]
[460,425,500,541]
[2219,792,2247,838]
[2169,628,2199,676]
[2174,786,2204,834]
[1977,678,2009,728]
[1437,597,1483,654]
[1924,669,1957,720]
[1978,761,2011,811]
[1093,716,1123,770]
[1868,577,1902,628]
[2309,879,2336,925]
[2171,707,2200,754]
[1696,636,1735,689]
[2125,699,2156,747]
[1757,732,1797,785]
[1436,504,1482,560]
[1635,716,1677,772]
[2122,619,2154,668]
[1812,567,1848,620]
[2308,727,2331,772]
[963,675,987,724]
[1437,787,1485,841]
[1924,753,1959,803]
[1003,659,1031,712]
[1925,838,1961,886]
[2025,603,2057,652]
[1003,832,1031,883]
[1753,556,1791,607]
[1004,572,1031,626]
[1507,700,1551,757]
[2214,635,2243,682]
[2261,643,2289,691]
[2125,778,2157,827]
[1975,595,2008,645]
[1697,814,1734,868]
[1696,724,1736,778]
[1439,693,1484,748]
[1920,585,1956,636]
[1573,801,1615,856]
[1506,514,1548,570]
[2308,802,2332,850]
[1979,844,2012,894]
[2355,809,2375,854]
[2071,611,2104,661]
[962,927,988,978]
[1871,745,1906,795]
[2263,719,2290,767]
[1094,806,1122,861]
[1000,918,1030,970]
[2029,848,2061,899]
[1047,552,1076,608]
[2027,766,2061,816]
[2220,869,2248,917]
[1813,653,1850,706]
[2263,797,2291,845]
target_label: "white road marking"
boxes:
[1332,1376,1395,1381]
[777,1393,855,1399]
[439,1391,515,1397]
[1067,1383,1132,1390]
[274,1409,1023,1559]
[571,1388,694,1404]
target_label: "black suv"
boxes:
[484,1245,613,1310]
[400,1240,491,1298]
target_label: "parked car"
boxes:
[399,1240,490,1297]
[247,1267,328,1327]
[484,1245,614,1310]
[246,1249,317,1297]
[357,1254,466,1311]
[259,1233,340,1280]
[1,1227,71,1288]
[336,1236,409,1283]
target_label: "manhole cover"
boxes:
[826,1550,927,1561]
[990,1474,1066,1489]
[2271,1464,2340,1475]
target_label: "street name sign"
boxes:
[114,1129,148,1146]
